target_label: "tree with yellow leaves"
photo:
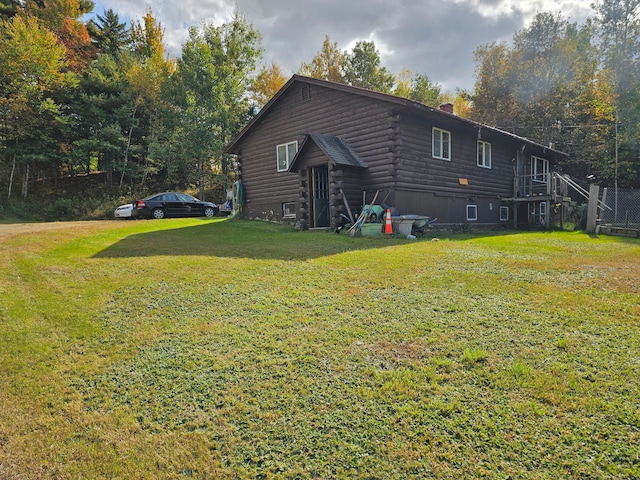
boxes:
[251,61,287,108]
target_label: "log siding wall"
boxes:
[230,77,562,229]
[393,112,521,223]
[234,83,395,226]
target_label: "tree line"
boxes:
[1,1,264,203]
[0,0,638,210]
[471,5,640,189]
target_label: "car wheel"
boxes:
[152,207,165,219]
[204,206,216,217]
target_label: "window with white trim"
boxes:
[539,201,547,224]
[477,140,491,168]
[432,127,451,160]
[500,206,509,221]
[277,141,298,172]
[282,202,296,218]
[531,156,549,183]
[467,205,478,221]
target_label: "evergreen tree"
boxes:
[0,0,24,19]
[89,8,130,57]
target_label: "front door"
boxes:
[310,166,329,228]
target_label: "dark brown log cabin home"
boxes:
[225,75,569,231]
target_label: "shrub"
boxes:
[44,198,76,221]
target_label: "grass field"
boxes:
[1,218,638,479]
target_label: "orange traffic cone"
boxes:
[384,208,393,234]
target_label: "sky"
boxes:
[90,0,595,92]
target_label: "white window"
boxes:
[529,202,548,225]
[500,206,509,221]
[467,205,477,221]
[477,140,491,168]
[539,202,547,225]
[282,202,296,218]
[277,141,298,172]
[531,156,549,183]
[432,127,451,160]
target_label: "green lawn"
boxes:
[1,218,638,479]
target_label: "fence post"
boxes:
[586,184,600,233]
[600,188,608,220]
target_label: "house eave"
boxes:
[224,74,570,160]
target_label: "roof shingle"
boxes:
[303,133,367,169]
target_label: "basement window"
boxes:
[467,205,478,221]
[277,141,298,172]
[283,202,296,218]
[432,127,451,160]
[500,206,509,221]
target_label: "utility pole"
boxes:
[614,108,618,223]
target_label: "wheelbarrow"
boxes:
[411,217,438,236]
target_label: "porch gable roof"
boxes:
[288,133,367,172]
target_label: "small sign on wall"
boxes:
[459,178,469,185]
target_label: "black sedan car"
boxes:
[132,192,219,219]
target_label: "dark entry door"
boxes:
[311,166,329,228]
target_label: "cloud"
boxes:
[91,0,594,91]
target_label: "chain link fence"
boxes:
[599,187,640,228]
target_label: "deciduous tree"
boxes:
[470,13,612,182]
[251,61,287,108]
[341,40,395,93]
[299,35,344,83]
[394,69,442,106]
[592,0,640,186]
[471,41,519,130]
[0,14,69,197]
[24,0,95,72]
[158,11,261,197]
[122,11,174,187]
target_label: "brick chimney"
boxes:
[439,103,454,114]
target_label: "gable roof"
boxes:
[225,74,569,158]
[288,133,367,171]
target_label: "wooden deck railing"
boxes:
[513,173,553,199]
